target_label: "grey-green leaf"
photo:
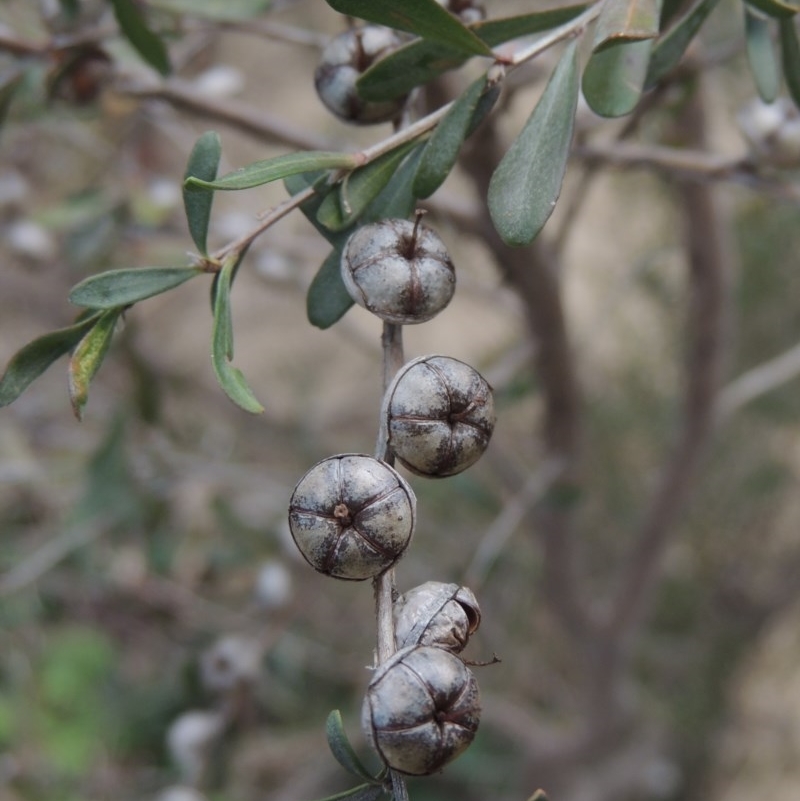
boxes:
[325,710,381,783]
[488,40,579,247]
[645,0,722,88]
[212,257,264,413]
[364,143,425,221]
[583,38,654,117]
[746,9,781,102]
[413,74,487,198]
[325,0,493,57]
[68,308,122,420]
[592,0,661,52]
[184,131,221,255]
[312,784,386,801]
[69,266,203,309]
[109,0,171,76]
[186,152,358,192]
[150,0,270,21]
[316,140,419,232]
[745,0,798,19]
[357,5,588,101]
[780,17,800,107]
[307,249,354,329]
[0,313,101,407]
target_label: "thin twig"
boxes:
[716,340,800,422]
[606,78,731,639]
[464,456,566,591]
[119,78,333,151]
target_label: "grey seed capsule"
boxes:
[288,454,415,581]
[314,27,407,125]
[362,645,481,776]
[381,355,495,477]
[341,218,456,325]
[394,581,481,653]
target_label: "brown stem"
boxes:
[606,78,731,641]
[462,120,588,641]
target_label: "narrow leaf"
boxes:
[69,266,203,309]
[312,784,386,801]
[108,0,171,76]
[780,16,800,107]
[593,0,661,52]
[0,69,24,130]
[212,256,264,413]
[474,5,590,46]
[488,40,579,247]
[325,0,493,57]
[68,308,122,420]
[745,0,799,19]
[364,144,425,222]
[746,9,781,102]
[150,0,270,21]
[183,131,221,255]
[316,141,418,232]
[582,38,654,117]
[325,710,381,783]
[185,151,357,192]
[413,74,488,198]
[645,0,722,88]
[357,5,588,101]
[0,314,101,406]
[307,249,353,329]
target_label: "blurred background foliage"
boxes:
[2,1,800,801]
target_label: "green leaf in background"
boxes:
[326,710,381,782]
[326,0,493,57]
[645,0,722,88]
[745,0,798,19]
[746,9,781,102]
[592,0,661,52]
[183,131,221,255]
[68,308,122,420]
[488,40,579,247]
[108,0,171,76]
[364,144,425,221]
[413,74,488,198]
[186,151,357,192]
[780,17,800,107]
[316,140,419,232]
[313,784,386,801]
[307,249,354,330]
[474,5,589,46]
[0,313,101,407]
[58,0,81,17]
[150,0,270,21]
[357,40,468,101]
[583,38,654,117]
[0,69,24,132]
[69,266,203,309]
[211,256,264,413]
[357,5,588,101]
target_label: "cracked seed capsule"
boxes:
[362,645,481,775]
[381,355,495,477]
[394,581,481,653]
[288,454,415,581]
[314,26,407,125]
[341,217,456,324]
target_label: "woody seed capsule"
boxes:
[314,26,407,125]
[341,217,456,324]
[381,355,496,477]
[394,581,481,653]
[362,645,481,775]
[288,454,415,581]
